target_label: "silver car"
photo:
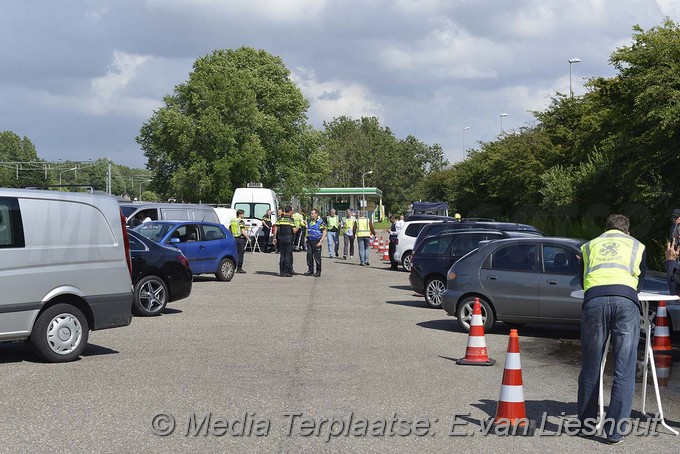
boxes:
[441,237,673,332]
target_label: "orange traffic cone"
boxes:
[456,298,495,366]
[378,241,385,253]
[491,329,536,436]
[652,301,673,351]
[655,354,673,388]
[382,247,390,261]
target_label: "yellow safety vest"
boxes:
[581,230,645,291]
[327,215,339,230]
[343,217,356,234]
[356,218,370,237]
[230,218,244,238]
[292,212,303,228]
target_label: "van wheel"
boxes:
[456,297,495,332]
[424,277,446,309]
[133,276,168,316]
[30,304,89,363]
[216,258,235,281]
[402,252,413,271]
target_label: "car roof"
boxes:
[140,220,223,227]
[431,229,508,237]
[479,236,584,248]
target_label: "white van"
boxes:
[120,202,219,227]
[0,189,133,362]
[231,186,278,246]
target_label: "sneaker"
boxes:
[236,269,246,274]
[350,255,353,259]
[303,271,314,276]
[343,255,347,260]
[365,262,370,267]
[359,263,365,266]
[607,438,624,445]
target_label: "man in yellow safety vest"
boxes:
[353,210,376,267]
[577,214,646,444]
[229,209,249,274]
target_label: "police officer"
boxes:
[292,208,304,251]
[387,215,399,270]
[325,208,340,258]
[261,209,273,253]
[273,206,298,277]
[577,214,646,444]
[229,209,248,274]
[304,209,326,277]
[354,210,376,267]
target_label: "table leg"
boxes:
[644,326,679,435]
[596,335,610,432]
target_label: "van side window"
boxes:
[0,197,25,248]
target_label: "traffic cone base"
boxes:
[456,298,495,366]
[652,301,673,351]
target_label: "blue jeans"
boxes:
[357,237,370,265]
[327,231,339,257]
[577,296,640,441]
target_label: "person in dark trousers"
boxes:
[229,209,248,273]
[577,214,646,444]
[325,208,340,258]
[387,215,399,270]
[273,206,298,277]
[261,209,273,253]
[665,241,680,294]
[304,209,326,277]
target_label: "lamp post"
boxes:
[500,113,508,134]
[361,170,373,213]
[568,58,581,97]
[59,167,77,185]
[462,126,470,161]
[139,179,151,200]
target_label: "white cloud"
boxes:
[656,0,680,17]
[292,68,384,125]
[144,0,328,23]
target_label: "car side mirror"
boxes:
[169,237,180,244]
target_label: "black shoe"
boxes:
[359,263,365,266]
[607,438,624,445]
[303,271,314,276]
[236,269,246,274]
[365,262,370,267]
[314,272,321,277]
[282,273,293,277]
[343,256,347,260]
[290,271,299,276]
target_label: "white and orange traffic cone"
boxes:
[653,301,673,351]
[655,354,673,388]
[491,329,536,435]
[382,247,390,261]
[378,241,385,253]
[456,298,495,366]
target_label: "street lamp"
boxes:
[361,170,373,213]
[462,126,470,161]
[500,113,508,134]
[568,58,581,97]
[59,167,77,185]
[139,179,151,200]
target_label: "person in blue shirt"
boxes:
[304,209,327,277]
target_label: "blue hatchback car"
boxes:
[134,221,238,282]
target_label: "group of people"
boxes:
[270,206,378,277]
[577,209,680,444]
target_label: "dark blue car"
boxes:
[134,221,238,282]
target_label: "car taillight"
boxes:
[120,210,132,278]
[177,254,190,269]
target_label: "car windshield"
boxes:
[120,206,137,218]
[133,222,173,243]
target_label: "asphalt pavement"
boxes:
[1,249,679,453]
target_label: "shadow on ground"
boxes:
[0,342,118,364]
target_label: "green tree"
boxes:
[137,47,317,203]
[0,131,43,188]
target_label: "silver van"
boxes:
[120,202,219,227]
[0,189,133,362]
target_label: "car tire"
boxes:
[216,258,235,282]
[456,296,495,332]
[402,251,413,272]
[133,275,168,316]
[424,277,446,309]
[30,303,89,363]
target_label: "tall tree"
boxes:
[137,47,318,203]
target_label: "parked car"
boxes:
[412,220,544,256]
[120,202,219,227]
[441,237,674,332]
[410,230,509,308]
[133,221,238,281]
[128,230,193,316]
[394,220,437,271]
[0,189,133,362]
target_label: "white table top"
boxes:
[570,290,680,301]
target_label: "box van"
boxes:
[231,186,278,246]
[120,202,219,227]
[0,189,133,362]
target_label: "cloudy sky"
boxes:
[1,0,678,168]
